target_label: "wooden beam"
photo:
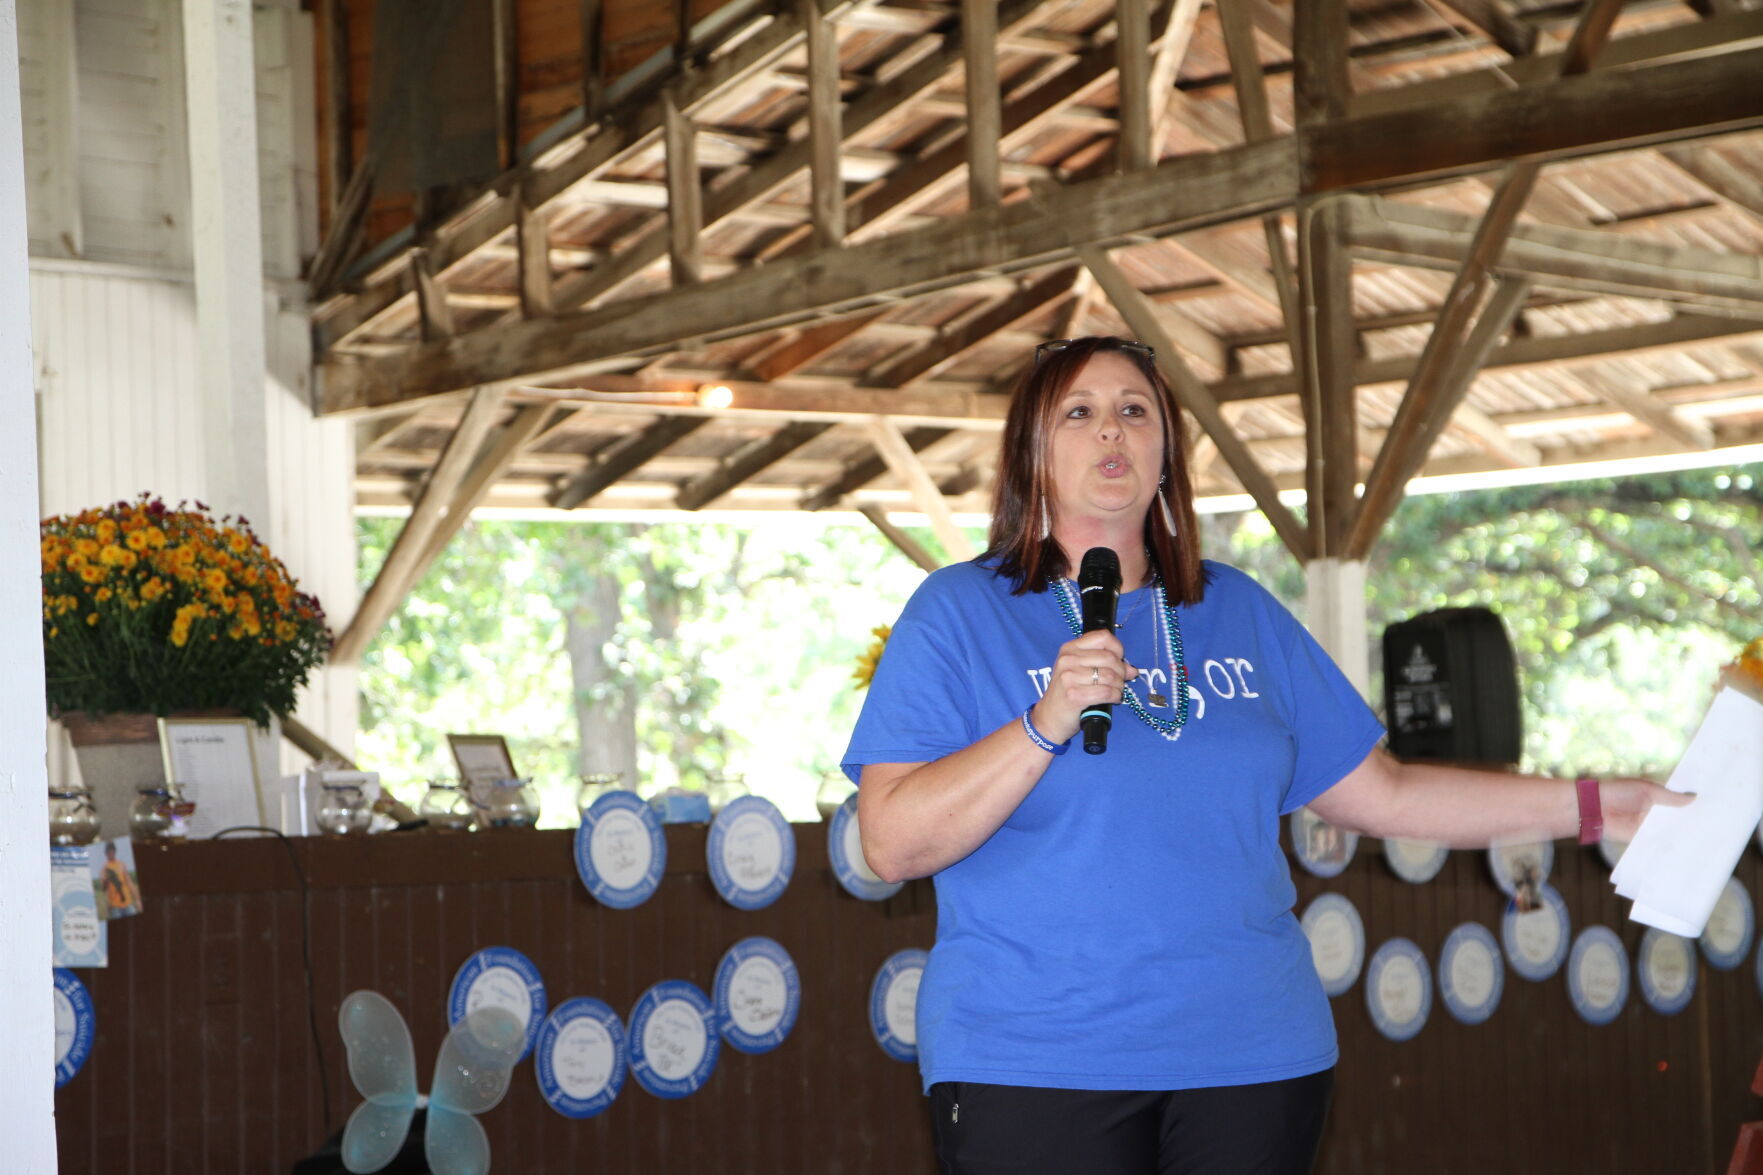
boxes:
[322,0,350,223]
[411,247,455,340]
[871,266,1082,387]
[1295,199,1358,557]
[1345,196,1763,312]
[412,404,563,572]
[580,0,604,118]
[1422,0,1536,59]
[1449,399,1541,467]
[858,504,941,572]
[552,416,710,508]
[803,0,845,249]
[746,311,887,381]
[1116,0,1154,172]
[663,91,702,286]
[866,417,976,559]
[801,427,953,510]
[961,0,1002,209]
[1576,370,1716,451]
[1081,245,1310,559]
[331,387,507,664]
[1660,145,1763,230]
[516,192,554,318]
[494,0,519,171]
[676,421,835,510]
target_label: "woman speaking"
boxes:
[841,336,1685,1174]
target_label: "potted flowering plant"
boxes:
[40,493,331,725]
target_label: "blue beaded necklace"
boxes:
[1053,572,1191,741]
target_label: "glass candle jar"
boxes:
[705,772,749,815]
[815,771,858,821]
[479,777,539,830]
[48,783,101,846]
[417,779,475,832]
[315,782,373,836]
[577,772,625,814]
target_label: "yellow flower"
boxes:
[74,538,98,557]
[79,565,104,584]
[125,530,149,552]
[85,613,98,626]
[203,567,228,592]
[852,624,892,690]
[96,520,117,543]
[95,587,112,603]
[143,526,166,549]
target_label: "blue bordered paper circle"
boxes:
[1366,938,1432,1042]
[1702,877,1754,971]
[714,936,801,1055]
[1637,928,1696,1016]
[448,946,547,1063]
[1487,840,1554,898]
[628,980,718,1098]
[535,997,626,1119]
[1568,926,1630,1025]
[1438,923,1504,1025]
[829,794,902,901]
[1290,807,1358,879]
[1384,838,1448,884]
[576,790,667,909]
[1300,893,1365,997]
[708,796,796,911]
[1501,883,1571,982]
[869,949,928,1062]
[53,968,94,1088]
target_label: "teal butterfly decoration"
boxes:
[338,990,524,1175]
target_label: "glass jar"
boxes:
[479,777,540,830]
[315,782,373,836]
[815,771,857,821]
[417,779,475,832]
[130,782,195,840]
[705,772,749,815]
[576,772,625,814]
[48,782,101,846]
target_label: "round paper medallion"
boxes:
[535,997,626,1119]
[1501,883,1571,982]
[829,794,902,901]
[714,936,801,1055]
[869,949,928,1062]
[1568,926,1630,1026]
[576,790,666,909]
[53,969,94,1088]
[628,981,719,1098]
[1365,938,1432,1042]
[1438,923,1504,1025]
[1300,893,1365,997]
[1487,840,1554,902]
[1290,807,1358,879]
[1637,928,1696,1016]
[448,946,548,1062]
[1383,838,1448,884]
[1702,877,1755,971]
[707,796,796,911]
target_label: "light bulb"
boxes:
[697,384,734,409]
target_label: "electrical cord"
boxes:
[209,826,332,1134]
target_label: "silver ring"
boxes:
[1091,667,1100,685]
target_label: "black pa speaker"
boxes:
[1382,606,1522,766]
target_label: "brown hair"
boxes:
[982,336,1207,603]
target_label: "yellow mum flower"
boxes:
[74,538,99,557]
[99,543,126,566]
[95,587,112,603]
[86,613,99,626]
[852,624,892,690]
[96,520,117,543]
[125,530,149,552]
[79,565,104,584]
[203,567,228,592]
[143,526,166,549]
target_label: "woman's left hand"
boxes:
[1598,778,1693,843]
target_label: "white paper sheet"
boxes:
[1610,687,1763,936]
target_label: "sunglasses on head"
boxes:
[1033,338,1156,362]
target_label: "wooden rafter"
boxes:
[869,266,1082,388]
[858,504,942,572]
[675,421,835,511]
[961,0,1002,210]
[801,426,954,511]
[552,416,710,509]
[865,417,976,559]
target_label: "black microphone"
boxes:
[1077,547,1121,755]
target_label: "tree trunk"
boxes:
[564,571,638,781]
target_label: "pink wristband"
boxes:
[1576,776,1603,845]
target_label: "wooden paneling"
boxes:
[54,827,1763,1172]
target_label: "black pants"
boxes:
[928,1069,1334,1175]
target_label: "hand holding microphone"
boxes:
[1029,548,1136,754]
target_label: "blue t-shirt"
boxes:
[842,559,1385,1093]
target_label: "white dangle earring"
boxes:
[1040,496,1052,540]
[1157,473,1178,537]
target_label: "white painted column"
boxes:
[0,0,59,1165]
[1305,557,1372,701]
[183,0,273,540]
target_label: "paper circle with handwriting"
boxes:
[714,936,801,1055]
[1366,938,1432,1042]
[1702,877,1754,971]
[53,969,94,1088]
[1300,893,1365,997]
[870,949,928,1062]
[448,946,547,1062]
[628,981,718,1099]
[1568,926,1630,1026]
[1487,840,1554,899]
[1384,838,1448,884]
[1638,928,1696,1016]
[1502,883,1571,982]
[829,793,902,901]
[1290,807,1358,879]
[708,796,796,911]
[535,997,626,1119]
[1438,923,1504,1025]
[576,790,666,909]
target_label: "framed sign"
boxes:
[448,734,517,810]
[158,716,264,838]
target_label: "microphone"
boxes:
[1077,547,1121,755]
